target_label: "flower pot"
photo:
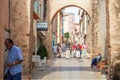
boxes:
[42,57,47,64]
[32,55,40,62]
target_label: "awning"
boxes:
[33,11,40,19]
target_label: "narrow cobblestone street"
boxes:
[31,52,107,80]
[1,0,120,79]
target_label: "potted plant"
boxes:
[37,45,48,64]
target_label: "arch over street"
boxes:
[49,0,92,22]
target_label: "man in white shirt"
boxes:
[91,53,102,68]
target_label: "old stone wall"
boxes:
[10,0,33,79]
[86,18,93,55]
[0,1,5,79]
[86,0,93,54]
[84,0,92,56]
[0,0,9,79]
[108,0,120,79]
[45,0,53,59]
[29,0,35,75]
[91,0,108,58]
[98,0,107,56]
[109,0,120,63]
[91,0,100,56]
[60,12,63,44]
[105,0,111,63]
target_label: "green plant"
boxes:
[64,32,69,38]
[37,45,48,59]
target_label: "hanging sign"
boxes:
[37,22,48,31]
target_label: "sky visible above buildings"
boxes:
[64,7,80,23]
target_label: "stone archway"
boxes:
[51,5,91,23]
[51,5,91,46]
[45,0,93,59]
[49,0,92,22]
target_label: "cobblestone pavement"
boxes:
[31,52,107,80]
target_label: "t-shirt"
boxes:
[83,45,87,49]
[72,45,77,49]
[79,45,82,49]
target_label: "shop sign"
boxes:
[37,22,48,31]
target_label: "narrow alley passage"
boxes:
[31,51,106,80]
[1,0,120,80]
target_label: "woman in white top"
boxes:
[76,46,80,60]
[83,43,87,57]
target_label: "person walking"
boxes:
[4,38,23,80]
[78,44,82,58]
[76,46,80,60]
[57,44,62,58]
[59,44,62,58]
[71,44,77,58]
[83,43,87,57]
[53,44,57,57]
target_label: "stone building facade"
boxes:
[63,13,75,43]
[44,0,53,59]
[9,0,33,79]
[108,0,120,79]
[59,12,64,44]
[52,15,57,46]
[90,0,108,58]
[91,0,120,79]
[78,10,90,48]
[109,0,120,64]
[49,0,120,79]
[0,0,120,79]
[56,12,63,44]
[0,0,9,79]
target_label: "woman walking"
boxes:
[83,43,87,57]
[76,45,80,60]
